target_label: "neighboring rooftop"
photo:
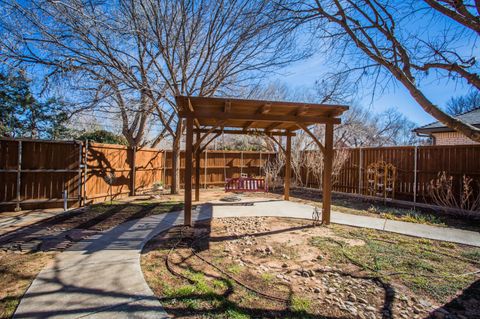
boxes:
[414,107,480,134]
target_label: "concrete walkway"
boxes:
[14,199,480,318]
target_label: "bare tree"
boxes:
[107,0,303,193]
[303,148,349,189]
[262,151,285,190]
[1,0,303,193]
[446,91,480,115]
[0,0,169,147]
[278,0,480,142]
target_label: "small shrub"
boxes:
[260,272,274,282]
[227,264,243,275]
[461,249,480,262]
[428,171,480,212]
[225,308,250,319]
[290,296,311,312]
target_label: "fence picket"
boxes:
[1,138,480,210]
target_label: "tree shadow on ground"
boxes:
[0,200,183,252]
[150,220,397,319]
[427,279,480,319]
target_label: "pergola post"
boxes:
[284,132,292,200]
[322,123,334,224]
[176,95,348,224]
[184,117,194,226]
[195,131,201,202]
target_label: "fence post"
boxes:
[163,150,167,187]
[413,146,418,205]
[77,141,83,207]
[358,148,363,195]
[15,140,22,212]
[259,151,262,176]
[130,146,137,196]
[83,140,89,206]
[204,149,208,189]
[240,151,243,176]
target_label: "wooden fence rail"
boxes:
[1,138,479,211]
[0,138,274,211]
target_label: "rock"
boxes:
[365,306,376,312]
[365,312,376,319]
[346,306,357,316]
[327,287,336,294]
[358,298,368,304]
[265,246,274,254]
[419,299,432,308]
[282,263,288,268]
[348,293,357,302]
[314,287,321,293]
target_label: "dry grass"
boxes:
[310,225,480,301]
[0,251,54,318]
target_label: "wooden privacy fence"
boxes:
[1,138,479,211]
[0,138,274,211]
[304,145,480,204]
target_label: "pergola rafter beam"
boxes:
[194,128,295,136]
[224,100,231,113]
[187,98,201,128]
[243,103,272,130]
[179,111,341,125]
[295,105,309,116]
[265,122,282,132]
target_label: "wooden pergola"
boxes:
[176,96,348,226]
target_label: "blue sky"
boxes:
[265,1,479,127]
[268,54,473,127]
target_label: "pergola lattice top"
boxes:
[176,96,348,134]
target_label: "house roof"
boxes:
[414,107,480,134]
[176,96,349,134]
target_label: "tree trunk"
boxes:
[391,69,480,142]
[170,121,183,194]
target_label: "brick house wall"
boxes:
[433,131,480,145]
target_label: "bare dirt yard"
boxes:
[142,216,480,319]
